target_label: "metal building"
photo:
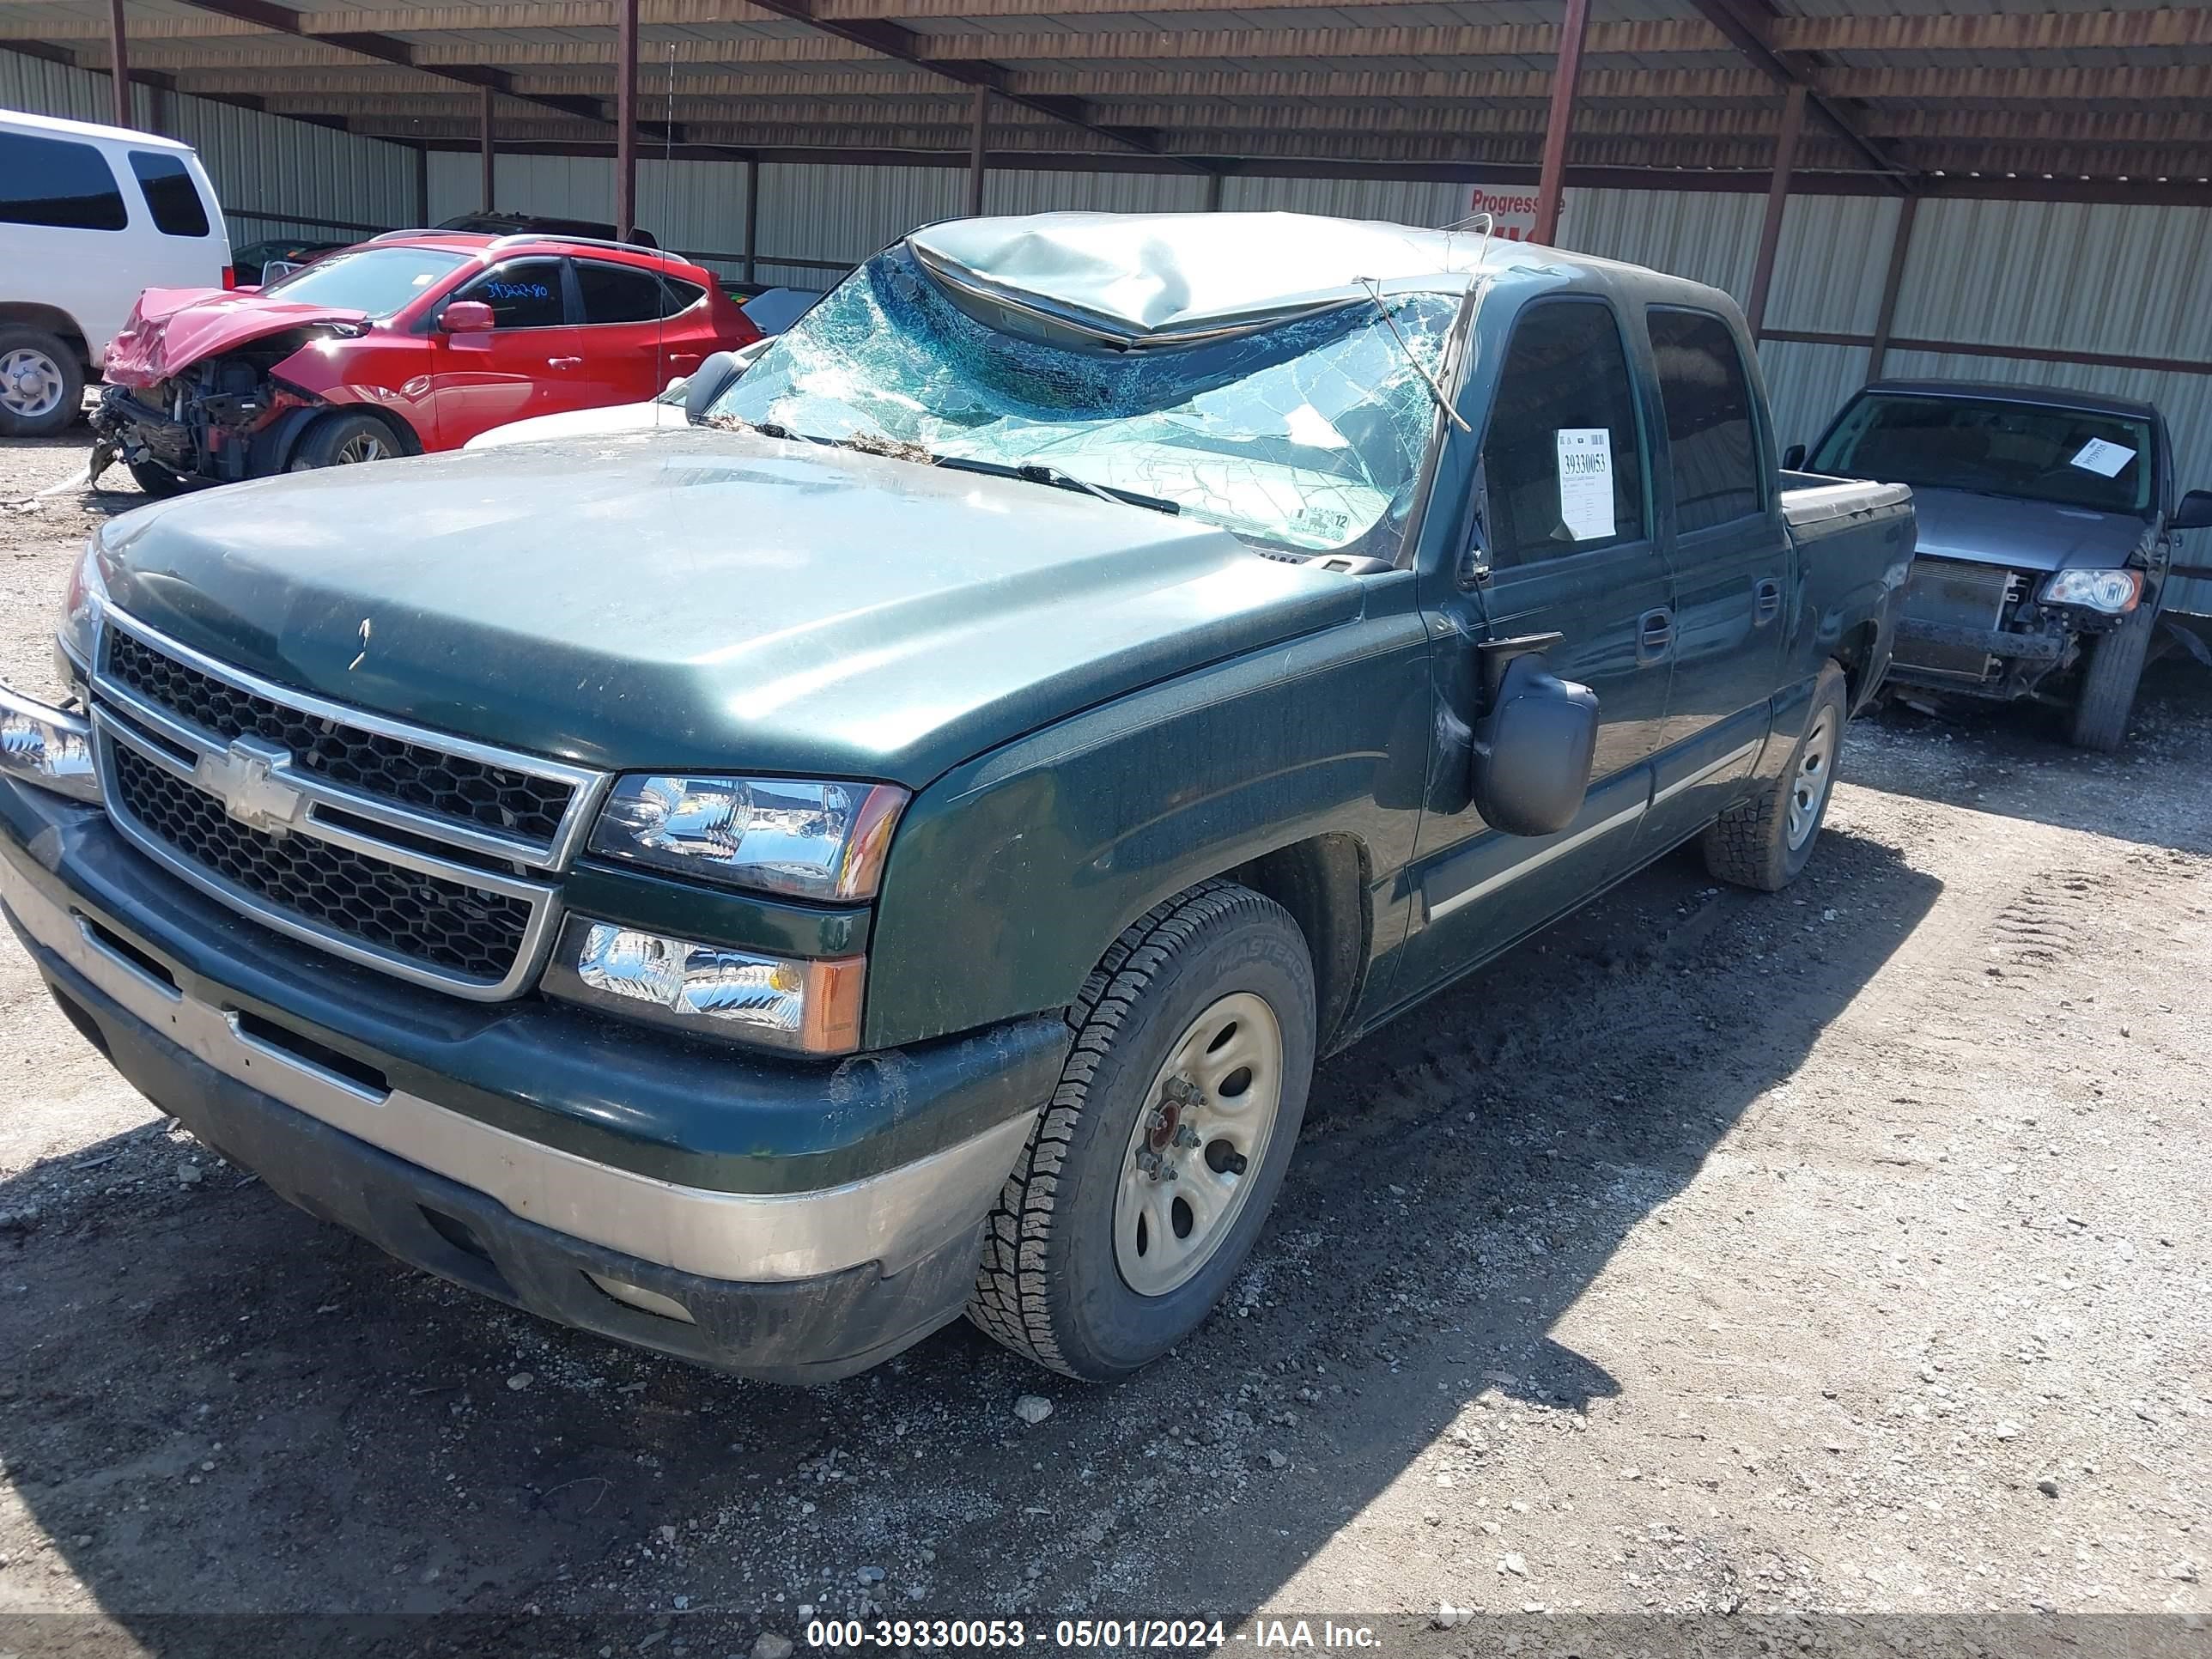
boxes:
[3,2,2209,597]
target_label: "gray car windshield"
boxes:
[258,246,471,318]
[708,245,1461,559]
[1813,392,2154,515]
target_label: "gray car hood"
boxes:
[1911,486,2150,574]
[93,428,1364,786]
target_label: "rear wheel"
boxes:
[1704,659,1848,892]
[2067,603,2154,754]
[289,412,401,471]
[968,880,1316,1380]
[0,326,83,438]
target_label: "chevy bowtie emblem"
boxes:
[193,737,307,836]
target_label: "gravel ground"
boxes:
[1,434,2208,1656]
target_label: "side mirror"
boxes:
[1470,641,1599,837]
[684,337,771,423]
[441,300,495,333]
[1782,442,1808,471]
[2173,489,2212,531]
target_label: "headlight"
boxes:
[545,918,865,1054]
[58,535,108,672]
[0,682,100,805]
[588,775,908,901]
[2040,568,2142,614]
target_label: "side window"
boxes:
[1648,307,1763,534]
[663,277,705,313]
[127,151,211,238]
[574,260,672,325]
[453,258,567,328]
[0,132,128,231]
[1480,300,1646,569]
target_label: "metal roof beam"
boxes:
[733,0,1178,161]
[1676,0,1910,189]
[149,0,637,134]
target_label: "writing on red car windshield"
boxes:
[485,281,550,301]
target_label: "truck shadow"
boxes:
[1855,648,2212,854]
[0,828,1937,1648]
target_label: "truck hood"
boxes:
[101,287,371,387]
[95,428,1367,786]
[1910,486,2150,574]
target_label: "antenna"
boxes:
[653,40,676,402]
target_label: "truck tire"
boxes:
[0,325,84,438]
[1704,659,1848,893]
[288,412,402,471]
[2067,603,2154,754]
[969,880,1316,1381]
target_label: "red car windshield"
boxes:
[259,246,474,318]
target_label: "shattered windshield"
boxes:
[708,245,1462,559]
[258,246,471,318]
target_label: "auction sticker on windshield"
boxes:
[1557,427,1615,541]
[2069,436,2135,477]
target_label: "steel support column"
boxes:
[614,0,639,241]
[965,86,989,217]
[479,84,495,210]
[1531,0,1589,245]
[1744,82,1806,341]
[743,155,760,284]
[414,143,431,227]
[1865,193,1921,380]
[106,0,131,128]
[1206,172,1224,212]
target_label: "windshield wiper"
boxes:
[933,455,1180,516]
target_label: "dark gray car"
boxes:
[1796,380,2212,751]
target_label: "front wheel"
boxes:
[968,881,1316,1380]
[2068,603,2154,754]
[125,457,201,498]
[289,412,401,471]
[1704,659,1848,892]
[0,326,83,438]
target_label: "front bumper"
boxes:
[0,778,1065,1380]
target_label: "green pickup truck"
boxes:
[0,213,1911,1382]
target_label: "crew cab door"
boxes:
[428,256,594,442]
[1636,306,1786,850]
[1395,295,1673,1006]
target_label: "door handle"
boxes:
[1638,607,1674,664]
[1754,577,1784,624]
[546,356,584,369]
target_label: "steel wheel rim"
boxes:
[1,348,64,419]
[1113,990,1284,1298]
[1786,708,1836,849]
[333,432,391,465]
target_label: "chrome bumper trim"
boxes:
[3,854,1034,1284]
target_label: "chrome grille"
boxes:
[106,629,575,844]
[110,742,532,983]
[88,607,605,1000]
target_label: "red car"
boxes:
[90,231,757,495]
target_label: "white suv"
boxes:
[0,108,230,437]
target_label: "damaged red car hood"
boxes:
[102,288,370,387]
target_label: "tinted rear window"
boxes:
[574,260,668,324]
[1648,307,1763,534]
[129,150,211,238]
[0,131,127,230]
